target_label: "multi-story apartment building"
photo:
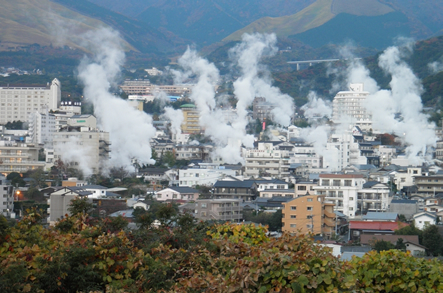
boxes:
[323,132,367,172]
[314,174,366,218]
[181,199,243,222]
[244,142,290,178]
[0,78,61,124]
[357,182,390,213]
[414,175,443,196]
[374,145,396,166]
[179,167,236,187]
[28,110,56,146]
[175,144,213,161]
[119,80,151,94]
[331,83,372,131]
[47,186,92,225]
[436,140,443,161]
[0,174,14,216]
[0,140,45,175]
[119,79,193,96]
[294,181,317,197]
[53,115,110,174]
[393,167,423,190]
[252,97,274,121]
[282,194,336,237]
[58,101,81,115]
[289,144,322,169]
[213,180,258,201]
[180,104,201,134]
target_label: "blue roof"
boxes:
[363,212,398,221]
[390,199,417,204]
[214,180,256,188]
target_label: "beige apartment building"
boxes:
[180,104,201,134]
[0,78,61,124]
[282,194,336,237]
[181,198,243,222]
[0,140,45,175]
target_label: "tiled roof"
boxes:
[214,180,256,188]
[360,234,419,245]
[349,221,408,231]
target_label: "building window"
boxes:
[307,207,313,211]
[291,206,296,210]
[307,215,313,219]
[290,224,296,228]
[201,203,207,208]
[290,215,296,219]
[307,198,313,202]
[344,180,352,186]
[349,197,354,201]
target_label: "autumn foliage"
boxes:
[1,211,443,292]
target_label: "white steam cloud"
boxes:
[428,61,443,74]
[78,28,156,171]
[162,107,184,136]
[231,33,294,127]
[366,44,436,164]
[55,136,94,177]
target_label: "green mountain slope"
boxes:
[0,0,134,51]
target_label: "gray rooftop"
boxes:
[363,212,398,221]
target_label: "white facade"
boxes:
[357,183,390,212]
[393,167,422,190]
[244,142,290,178]
[0,78,61,124]
[0,140,45,175]
[413,212,437,230]
[58,101,81,115]
[374,145,396,166]
[53,116,110,175]
[332,83,372,131]
[289,144,322,169]
[323,132,367,172]
[179,167,236,187]
[0,174,14,216]
[156,187,199,201]
[314,174,366,218]
[28,110,56,146]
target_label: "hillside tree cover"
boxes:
[1,205,443,292]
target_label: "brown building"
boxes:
[179,198,243,222]
[282,194,336,238]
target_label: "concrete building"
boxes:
[145,67,163,76]
[0,78,61,124]
[179,166,236,187]
[53,115,110,175]
[0,140,45,175]
[357,182,390,213]
[119,80,151,95]
[181,198,242,222]
[294,181,317,198]
[314,174,366,218]
[393,167,423,190]
[374,145,396,166]
[414,175,443,196]
[289,144,322,169]
[331,83,372,131]
[252,97,274,121]
[58,101,81,115]
[213,180,258,201]
[244,142,290,178]
[0,174,14,216]
[47,187,92,225]
[28,110,56,146]
[282,194,336,238]
[175,144,213,161]
[389,199,419,220]
[180,104,200,134]
[323,131,367,172]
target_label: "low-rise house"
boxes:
[156,186,199,201]
[282,194,336,238]
[349,221,408,242]
[360,234,425,256]
[259,189,295,198]
[179,166,236,187]
[133,199,152,211]
[413,212,438,230]
[255,196,293,210]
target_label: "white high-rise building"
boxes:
[28,110,56,146]
[323,131,367,172]
[0,174,14,216]
[0,78,61,124]
[332,83,372,131]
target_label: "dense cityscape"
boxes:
[2,0,443,291]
